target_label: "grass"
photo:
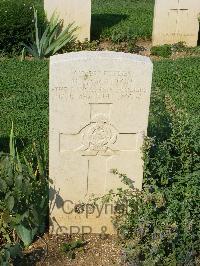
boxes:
[152,57,200,116]
[0,56,199,155]
[91,0,154,41]
[0,59,49,155]
[149,57,200,139]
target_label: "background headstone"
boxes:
[49,51,153,234]
[44,0,91,42]
[152,0,200,47]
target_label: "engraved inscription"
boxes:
[52,70,147,101]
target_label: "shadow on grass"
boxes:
[148,114,171,142]
[0,137,29,154]
[13,247,47,266]
[91,13,127,40]
[198,23,200,46]
[147,96,172,142]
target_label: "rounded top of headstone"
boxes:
[50,51,152,66]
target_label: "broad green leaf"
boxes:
[2,211,11,223]
[6,196,14,212]
[15,174,23,189]
[0,179,7,192]
[8,243,23,259]
[15,224,37,247]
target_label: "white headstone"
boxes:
[44,0,91,42]
[152,0,200,47]
[49,52,153,234]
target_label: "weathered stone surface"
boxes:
[152,0,200,47]
[44,0,91,41]
[49,52,153,234]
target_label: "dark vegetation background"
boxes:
[0,0,154,55]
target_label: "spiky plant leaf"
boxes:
[9,122,15,158]
[23,8,77,58]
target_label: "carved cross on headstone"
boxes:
[59,103,143,196]
[169,0,189,34]
[152,0,200,47]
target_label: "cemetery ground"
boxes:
[0,0,200,265]
[0,56,199,265]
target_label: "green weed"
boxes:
[110,98,200,265]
